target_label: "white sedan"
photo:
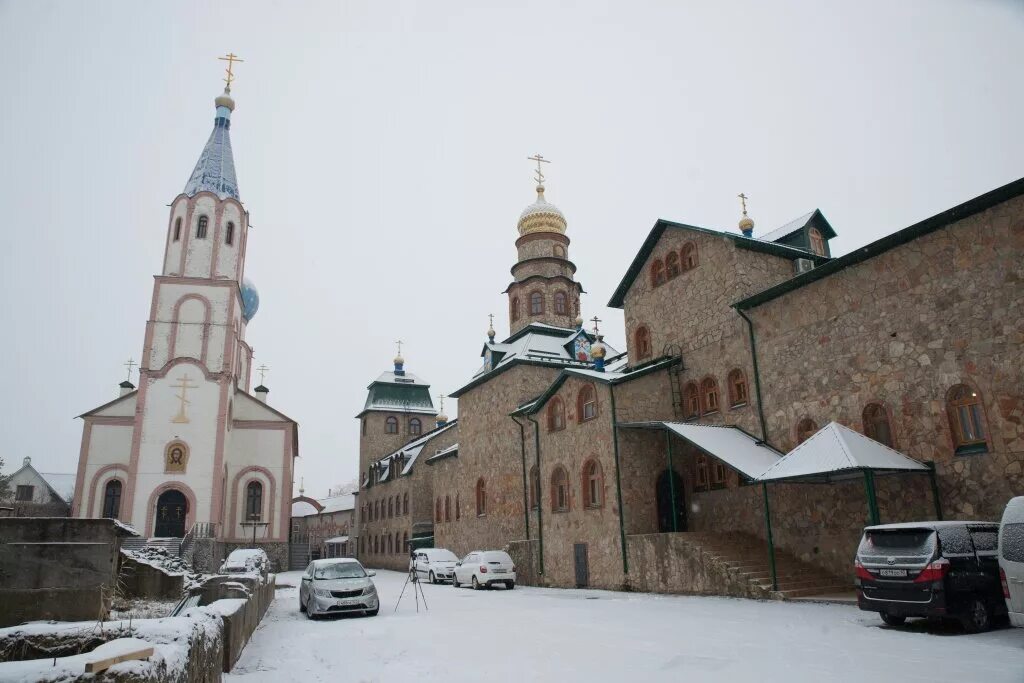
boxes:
[412,548,460,584]
[452,550,516,590]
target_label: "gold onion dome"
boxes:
[591,334,607,359]
[517,185,567,236]
[739,215,754,232]
[215,90,236,111]
[393,353,405,366]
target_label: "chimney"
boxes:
[119,380,136,397]
[254,384,269,403]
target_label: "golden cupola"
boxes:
[517,185,567,236]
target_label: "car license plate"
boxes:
[878,568,907,578]
[494,569,506,573]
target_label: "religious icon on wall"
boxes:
[165,442,189,473]
[573,335,591,361]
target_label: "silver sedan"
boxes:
[299,558,379,618]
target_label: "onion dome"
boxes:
[517,185,567,236]
[241,277,259,322]
[590,334,607,360]
[215,90,236,112]
[739,214,754,237]
[574,314,583,330]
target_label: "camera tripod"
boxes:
[394,566,429,613]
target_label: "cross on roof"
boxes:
[124,357,137,382]
[218,52,244,92]
[527,153,551,187]
[395,339,403,356]
[256,364,269,385]
[590,316,602,334]
[738,192,750,216]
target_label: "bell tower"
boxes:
[504,155,583,335]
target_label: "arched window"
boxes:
[456,493,461,520]
[445,495,451,522]
[711,459,727,486]
[245,481,263,521]
[436,497,442,522]
[700,377,720,415]
[547,396,566,431]
[809,228,825,256]
[554,291,568,315]
[651,259,666,287]
[681,243,698,270]
[683,382,700,419]
[863,403,895,448]
[797,418,818,444]
[476,478,486,516]
[409,418,422,435]
[225,221,235,246]
[511,297,520,322]
[102,480,122,519]
[582,460,603,508]
[403,531,408,552]
[551,467,569,512]
[196,215,209,239]
[396,532,402,554]
[373,500,379,520]
[385,417,398,434]
[634,326,652,360]
[665,251,681,279]
[387,535,393,554]
[578,385,597,422]
[553,244,566,258]
[529,291,544,315]
[696,455,709,490]
[947,384,988,453]
[529,465,540,510]
[727,369,748,407]
[373,536,378,554]
[403,492,409,515]
[388,497,393,518]
[173,217,182,242]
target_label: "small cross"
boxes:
[487,313,494,329]
[218,52,244,92]
[395,339,403,357]
[527,153,551,187]
[124,358,137,382]
[256,364,269,385]
[590,316,602,335]
[438,394,446,413]
[738,192,749,216]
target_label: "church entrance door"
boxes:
[154,489,188,538]
[656,470,687,533]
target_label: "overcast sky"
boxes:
[1,0,1021,498]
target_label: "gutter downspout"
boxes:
[510,415,531,540]
[525,414,545,576]
[609,383,629,575]
[926,461,943,521]
[736,307,768,443]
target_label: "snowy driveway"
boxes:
[228,570,1024,682]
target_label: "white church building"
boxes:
[71,80,297,568]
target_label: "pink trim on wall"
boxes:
[178,198,195,278]
[209,203,225,280]
[122,371,149,521]
[88,416,135,426]
[281,423,295,545]
[144,481,199,538]
[149,356,220,381]
[72,421,93,517]
[237,210,249,285]
[209,380,231,526]
[87,464,129,518]
[233,420,288,429]
[228,465,279,541]
[168,293,213,364]
[142,280,162,370]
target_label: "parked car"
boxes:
[299,558,378,618]
[219,548,270,577]
[855,521,1006,632]
[452,550,516,590]
[412,548,460,584]
[998,496,1024,627]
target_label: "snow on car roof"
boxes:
[865,520,997,531]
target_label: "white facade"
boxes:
[72,90,297,543]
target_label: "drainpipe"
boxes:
[736,308,768,443]
[510,415,531,540]
[863,470,881,526]
[926,461,943,521]
[609,383,629,575]
[525,414,545,576]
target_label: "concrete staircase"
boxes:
[121,537,182,556]
[684,531,852,600]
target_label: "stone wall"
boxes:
[120,554,184,600]
[626,532,767,598]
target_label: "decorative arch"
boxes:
[553,244,566,258]
[551,466,569,512]
[169,294,213,362]
[228,465,277,540]
[547,396,566,431]
[651,258,666,287]
[87,464,130,518]
[144,481,198,538]
[581,459,604,508]
[634,326,652,360]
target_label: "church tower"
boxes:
[504,156,583,335]
[73,60,298,568]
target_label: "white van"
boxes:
[998,496,1024,626]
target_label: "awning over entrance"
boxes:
[758,422,929,483]
[618,422,784,479]
[324,536,349,544]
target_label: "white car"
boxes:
[999,496,1024,626]
[219,548,270,577]
[452,550,516,590]
[413,548,460,584]
[299,558,379,618]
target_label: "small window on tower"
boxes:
[225,221,235,246]
[530,291,544,315]
[173,217,182,242]
[197,215,209,239]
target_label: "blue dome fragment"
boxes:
[241,277,259,322]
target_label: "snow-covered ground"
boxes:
[228,570,1024,682]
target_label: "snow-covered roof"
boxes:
[319,494,356,514]
[324,536,349,544]
[759,422,929,482]
[622,422,783,479]
[291,500,318,517]
[865,521,994,532]
[425,443,459,464]
[757,211,816,243]
[360,369,436,415]
[471,324,620,381]
[183,97,239,200]
[370,420,458,481]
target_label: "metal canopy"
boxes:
[617,421,784,479]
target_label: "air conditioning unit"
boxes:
[794,258,815,275]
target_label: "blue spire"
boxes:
[183,90,239,200]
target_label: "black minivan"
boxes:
[855,521,1006,632]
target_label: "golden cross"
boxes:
[487,313,494,329]
[527,153,551,187]
[218,52,244,92]
[170,373,198,424]
[738,192,749,216]
[124,357,137,382]
[395,339,403,357]
[590,316,602,334]
[256,364,269,385]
